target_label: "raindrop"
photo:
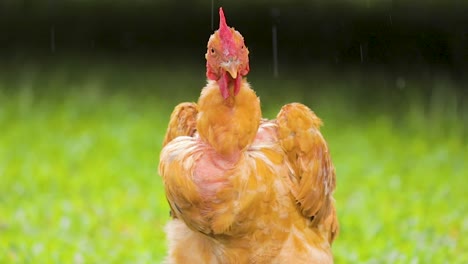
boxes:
[50,25,55,53]
[211,0,214,30]
[360,44,363,63]
[271,8,280,78]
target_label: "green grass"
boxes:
[0,61,467,263]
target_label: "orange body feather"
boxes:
[158,7,337,264]
[159,81,338,263]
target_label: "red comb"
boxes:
[218,7,236,57]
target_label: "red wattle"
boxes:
[218,72,230,99]
[234,75,242,96]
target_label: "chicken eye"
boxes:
[241,45,244,49]
[210,48,215,55]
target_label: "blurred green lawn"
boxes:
[0,60,467,263]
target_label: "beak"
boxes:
[221,60,239,79]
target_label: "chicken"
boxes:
[158,7,338,264]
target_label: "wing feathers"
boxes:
[276,103,338,241]
[160,102,199,223]
[162,102,198,147]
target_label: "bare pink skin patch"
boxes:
[192,141,240,198]
[192,122,276,197]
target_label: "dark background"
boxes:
[0,1,466,130]
[1,1,467,80]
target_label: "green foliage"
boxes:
[0,61,466,263]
